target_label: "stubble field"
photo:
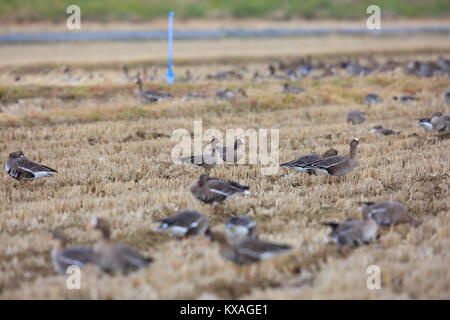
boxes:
[0,34,449,299]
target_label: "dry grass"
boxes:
[0,36,449,300]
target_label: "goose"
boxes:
[417,115,434,131]
[393,95,419,103]
[216,138,244,163]
[444,92,450,105]
[87,217,152,274]
[281,83,304,94]
[430,112,450,132]
[305,138,360,181]
[179,138,219,169]
[216,88,247,100]
[364,93,381,107]
[322,218,378,247]
[134,76,173,104]
[5,151,57,181]
[280,148,338,174]
[157,210,209,238]
[189,173,250,206]
[370,125,400,136]
[225,216,258,243]
[345,110,366,124]
[359,201,421,227]
[51,229,95,274]
[206,229,291,266]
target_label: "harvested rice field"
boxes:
[0,34,449,299]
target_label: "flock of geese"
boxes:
[4,55,450,278]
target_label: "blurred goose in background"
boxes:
[280,148,338,174]
[216,138,244,163]
[179,138,219,170]
[322,218,378,247]
[5,151,57,181]
[364,93,382,107]
[134,75,173,104]
[393,95,419,103]
[305,138,360,181]
[225,216,258,243]
[189,173,250,207]
[87,217,152,274]
[206,229,291,266]
[370,125,400,136]
[182,92,208,100]
[360,201,421,227]
[157,210,209,238]
[51,229,95,274]
[281,83,304,94]
[207,70,243,81]
[345,110,366,124]
[216,88,247,100]
[122,64,133,81]
[444,91,450,105]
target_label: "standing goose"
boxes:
[322,218,378,247]
[216,138,244,163]
[157,210,209,238]
[364,93,382,107]
[360,201,421,227]
[134,75,173,104]
[225,216,259,243]
[206,229,291,266]
[189,173,250,206]
[306,138,360,181]
[51,229,95,274]
[345,110,366,124]
[179,138,219,170]
[87,217,152,274]
[280,148,338,174]
[370,125,400,136]
[5,151,57,181]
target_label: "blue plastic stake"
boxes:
[166,11,175,83]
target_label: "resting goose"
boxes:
[206,229,291,266]
[87,217,152,274]
[360,201,421,227]
[216,138,244,163]
[134,76,173,104]
[157,210,209,238]
[280,148,338,174]
[393,95,419,103]
[345,110,366,124]
[306,138,360,180]
[51,229,95,274]
[189,173,250,206]
[179,138,219,169]
[225,216,259,243]
[370,125,400,136]
[216,88,247,100]
[430,112,450,132]
[281,83,304,94]
[5,151,57,181]
[322,218,378,247]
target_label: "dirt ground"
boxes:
[0,33,449,299]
